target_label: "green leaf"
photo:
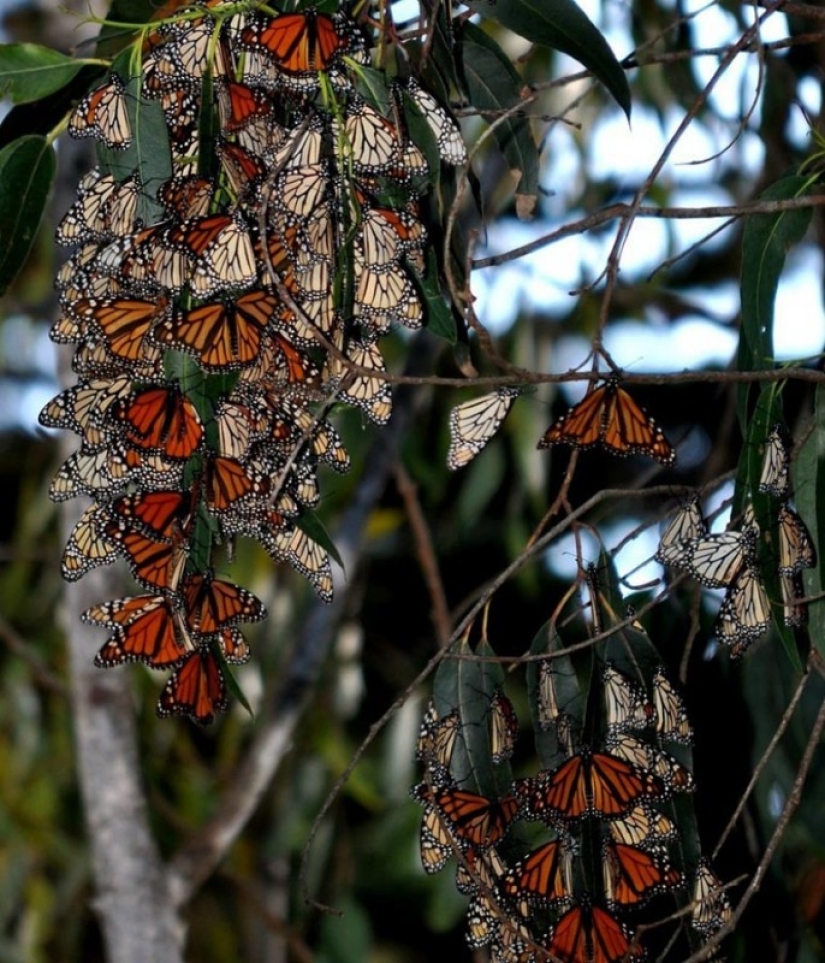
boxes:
[418,249,457,343]
[460,23,540,212]
[737,175,813,430]
[796,386,825,662]
[0,135,55,296]
[465,0,630,117]
[0,44,97,104]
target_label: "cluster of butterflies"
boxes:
[412,662,732,962]
[43,0,467,723]
[446,378,675,472]
[655,424,815,658]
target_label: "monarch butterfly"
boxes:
[413,783,519,850]
[155,289,277,371]
[602,841,681,909]
[182,572,267,634]
[499,838,574,904]
[654,498,706,567]
[715,564,771,656]
[118,386,204,460]
[157,646,227,725]
[158,174,215,220]
[203,455,268,513]
[651,669,693,744]
[490,918,540,963]
[39,376,132,449]
[416,702,460,785]
[109,491,191,538]
[188,216,258,298]
[340,97,402,175]
[605,733,695,794]
[417,799,455,874]
[271,163,331,220]
[152,15,219,82]
[683,531,753,588]
[269,525,334,602]
[447,387,521,471]
[61,503,119,580]
[71,295,169,365]
[780,572,807,628]
[104,519,188,592]
[88,596,192,668]
[467,892,502,950]
[538,379,675,465]
[759,423,791,499]
[56,171,118,245]
[240,10,349,78]
[516,750,665,821]
[101,172,143,238]
[216,80,273,132]
[691,860,732,936]
[403,79,467,167]
[49,446,134,501]
[354,261,414,320]
[213,400,255,460]
[536,661,579,736]
[489,690,519,763]
[777,504,815,574]
[546,901,644,963]
[602,664,654,734]
[69,75,132,149]
[607,804,679,850]
[216,140,266,199]
[326,335,393,425]
[217,626,251,665]
[455,847,508,897]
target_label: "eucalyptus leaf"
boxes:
[0,44,97,104]
[465,0,631,116]
[460,23,540,210]
[737,175,812,429]
[0,134,55,296]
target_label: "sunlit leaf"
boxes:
[0,44,98,104]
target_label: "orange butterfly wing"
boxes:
[606,386,674,464]
[93,598,188,668]
[547,904,642,963]
[157,648,227,725]
[120,387,203,459]
[539,380,674,465]
[256,12,341,72]
[603,841,681,907]
[539,384,609,450]
[500,840,570,903]
[183,573,267,634]
[530,755,590,819]
[588,751,665,817]
[435,789,518,849]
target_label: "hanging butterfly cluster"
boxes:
[655,424,814,658]
[412,657,731,962]
[41,1,466,723]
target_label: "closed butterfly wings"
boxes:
[447,388,520,470]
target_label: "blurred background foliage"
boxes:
[2,0,825,960]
